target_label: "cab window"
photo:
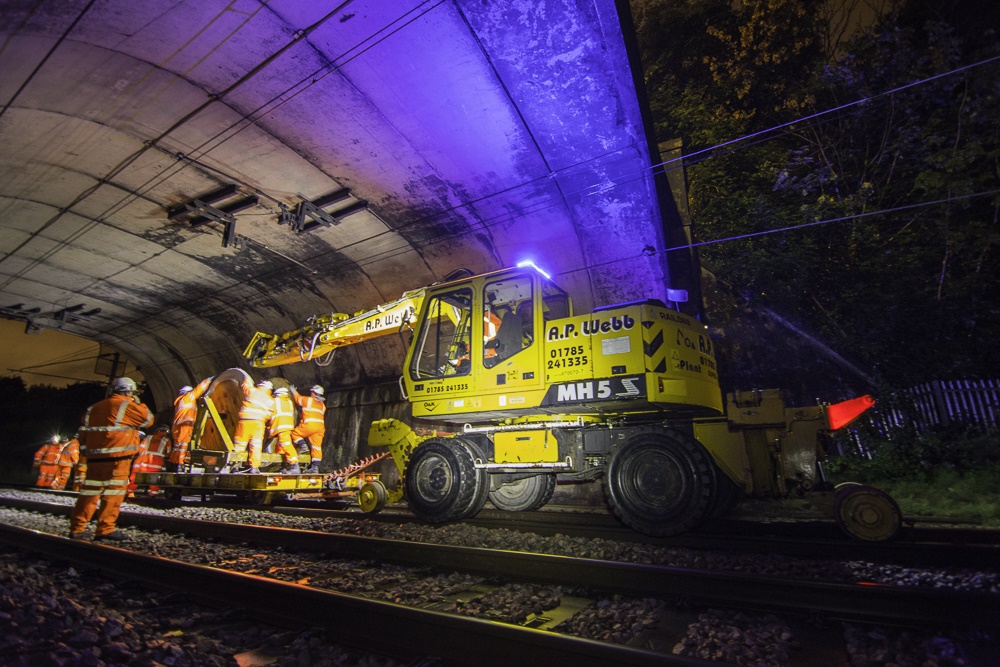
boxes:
[410,288,472,379]
[483,275,533,368]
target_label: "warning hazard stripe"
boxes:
[642,321,667,373]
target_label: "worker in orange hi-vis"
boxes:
[129,425,171,495]
[290,384,326,473]
[69,377,153,541]
[484,307,501,357]
[268,387,301,474]
[32,436,62,488]
[232,379,273,474]
[52,435,81,490]
[168,376,213,471]
[73,456,87,492]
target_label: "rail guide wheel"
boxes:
[358,480,388,513]
[834,484,902,541]
[488,474,556,512]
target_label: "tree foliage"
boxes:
[632,0,1000,396]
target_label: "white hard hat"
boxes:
[258,380,273,390]
[310,385,324,396]
[111,377,137,393]
[51,435,60,443]
[179,385,193,395]
[273,387,289,396]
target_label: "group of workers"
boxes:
[34,373,327,542]
[32,434,84,490]
[233,378,326,475]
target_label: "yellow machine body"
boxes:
[242,264,890,539]
[400,266,723,422]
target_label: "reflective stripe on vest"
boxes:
[296,395,326,425]
[80,396,152,458]
[239,387,272,421]
[269,395,296,432]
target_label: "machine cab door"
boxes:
[406,285,475,385]
[479,271,542,393]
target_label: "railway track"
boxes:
[4,499,1000,664]
[7,485,1000,570]
[103,489,1000,570]
[1,494,997,631]
[0,523,689,666]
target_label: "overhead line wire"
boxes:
[555,189,1000,279]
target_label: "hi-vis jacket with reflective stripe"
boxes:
[134,431,171,472]
[239,384,274,422]
[291,388,325,425]
[58,438,80,467]
[79,394,154,460]
[173,376,213,427]
[34,441,60,467]
[268,393,296,433]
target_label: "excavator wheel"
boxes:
[488,474,556,512]
[404,438,483,523]
[358,480,388,514]
[834,484,902,541]
[454,436,489,520]
[605,430,716,537]
[708,467,743,519]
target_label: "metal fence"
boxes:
[871,379,999,435]
[832,380,999,458]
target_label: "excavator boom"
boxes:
[244,287,427,368]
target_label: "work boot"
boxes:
[237,467,260,475]
[94,531,129,542]
[305,461,320,473]
[68,532,89,541]
[282,464,301,475]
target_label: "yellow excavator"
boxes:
[243,261,901,541]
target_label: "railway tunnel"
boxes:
[0,0,695,467]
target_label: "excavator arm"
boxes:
[244,287,427,368]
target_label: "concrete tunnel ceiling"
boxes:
[0,0,687,410]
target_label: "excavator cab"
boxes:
[403,265,572,420]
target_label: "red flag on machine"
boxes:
[827,395,876,430]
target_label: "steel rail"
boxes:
[122,494,1000,569]
[0,522,706,667]
[2,495,997,632]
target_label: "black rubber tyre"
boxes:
[605,431,716,537]
[709,467,743,518]
[454,436,490,520]
[404,438,482,523]
[358,480,388,514]
[489,474,557,512]
[834,484,902,541]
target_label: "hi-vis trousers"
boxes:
[69,457,132,537]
